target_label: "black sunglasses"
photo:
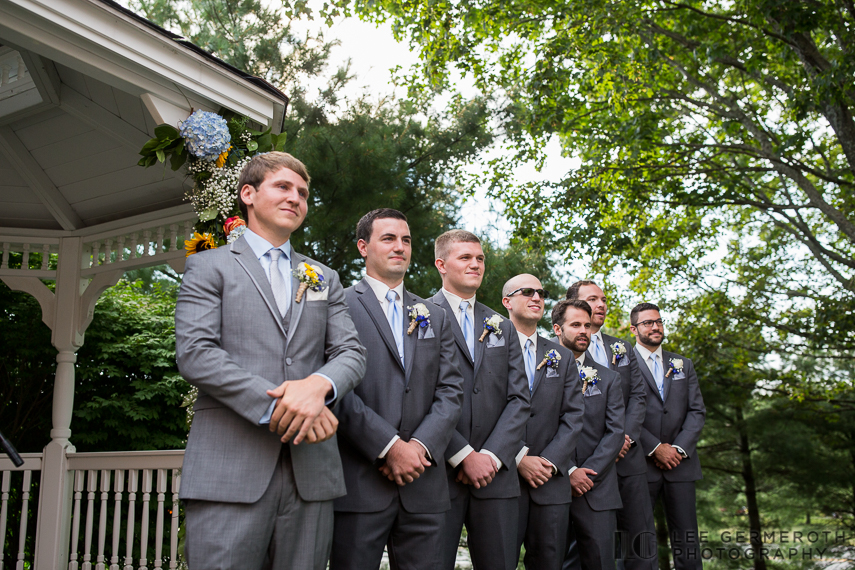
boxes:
[507,287,550,299]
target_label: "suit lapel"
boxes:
[357,279,405,372]
[661,350,673,402]
[530,337,548,395]
[230,237,287,337]
[432,292,472,365]
[602,333,617,371]
[634,346,662,401]
[473,302,488,374]
[403,289,418,383]
[285,248,307,347]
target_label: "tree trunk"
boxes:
[736,406,767,570]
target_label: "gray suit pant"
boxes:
[616,473,657,570]
[441,487,518,570]
[184,447,333,570]
[517,485,570,570]
[563,499,617,570]
[648,479,702,570]
[330,494,443,570]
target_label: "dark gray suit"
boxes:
[175,237,367,570]
[516,337,584,570]
[564,354,624,570]
[601,334,655,568]
[635,347,705,570]
[431,292,530,570]
[330,279,464,570]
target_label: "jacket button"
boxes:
[530,412,535,417]
[405,387,411,393]
[473,387,480,394]
[285,358,292,366]
[664,409,668,414]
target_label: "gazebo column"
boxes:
[3,236,123,570]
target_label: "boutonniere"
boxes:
[536,348,562,371]
[579,365,600,393]
[665,358,684,377]
[292,262,327,302]
[479,315,504,342]
[611,341,627,365]
[407,303,431,335]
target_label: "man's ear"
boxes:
[434,257,447,276]
[553,324,562,338]
[501,297,512,311]
[356,239,369,259]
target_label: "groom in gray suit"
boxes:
[504,274,584,570]
[631,303,706,570]
[553,299,625,570]
[430,230,530,570]
[175,152,367,570]
[330,209,464,570]
[566,281,655,568]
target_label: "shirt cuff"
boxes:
[481,449,503,471]
[259,373,337,425]
[515,446,529,466]
[568,465,578,476]
[540,457,557,475]
[379,435,400,459]
[648,442,662,456]
[412,438,432,460]
[448,445,475,467]
[672,445,688,458]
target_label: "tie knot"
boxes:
[525,339,533,350]
[268,248,282,262]
[459,300,469,311]
[386,289,398,303]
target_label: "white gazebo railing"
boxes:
[1,451,185,570]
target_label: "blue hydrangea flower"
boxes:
[179,110,231,161]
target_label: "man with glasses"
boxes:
[566,281,654,569]
[431,229,530,570]
[503,274,584,570]
[631,303,706,570]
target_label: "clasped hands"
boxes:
[616,434,631,462]
[266,375,338,445]
[653,443,683,470]
[379,440,431,486]
[518,455,553,489]
[456,451,498,489]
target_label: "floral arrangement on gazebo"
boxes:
[138,109,288,255]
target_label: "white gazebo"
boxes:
[0,1,288,568]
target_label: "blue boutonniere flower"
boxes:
[407,303,431,335]
[292,262,327,303]
[579,365,600,393]
[665,358,684,377]
[479,314,504,342]
[536,348,562,371]
[611,341,627,365]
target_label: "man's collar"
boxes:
[576,351,587,366]
[363,273,404,304]
[441,287,476,310]
[635,342,663,361]
[516,329,538,351]
[244,227,291,261]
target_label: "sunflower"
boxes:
[185,232,217,257]
[215,145,232,168]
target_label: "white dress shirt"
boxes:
[440,288,503,471]
[244,228,336,424]
[363,274,431,460]
[634,343,687,458]
[515,330,555,471]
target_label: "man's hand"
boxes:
[616,434,631,462]
[653,444,682,470]
[570,467,597,496]
[457,451,498,489]
[380,440,430,486]
[266,375,332,444]
[304,407,339,444]
[518,456,554,488]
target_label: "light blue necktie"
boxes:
[267,248,290,317]
[459,300,475,360]
[524,339,535,393]
[386,289,404,365]
[652,354,665,400]
[592,334,608,367]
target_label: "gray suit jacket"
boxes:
[175,236,367,503]
[335,280,464,514]
[573,354,625,512]
[635,347,706,483]
[520,336,584,505]
[430,292,531,499]
[601,333,647,477]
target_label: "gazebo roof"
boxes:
[0,0,288,232]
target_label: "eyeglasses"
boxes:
[634,319,664,328]
[507,287,550,299]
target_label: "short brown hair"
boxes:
[565,279,597,300]
[356,209,408,243]
[435,229,481,260]
[551,299,592,328]
[630,302,661,325]
[237,152,310,220]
